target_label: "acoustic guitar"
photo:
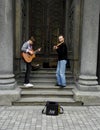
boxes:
[21,48,41,63]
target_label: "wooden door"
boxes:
[29,0,65,67]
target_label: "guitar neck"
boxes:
[34,48,40,54]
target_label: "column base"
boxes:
[0,74,16,90]
[0,88,21,106]
[0,74,21,105]
[73,75,100,105]
[77,75,98,91]
[73,87,100,105]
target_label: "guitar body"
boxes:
[22,52,36,63]
[21,48,41,63]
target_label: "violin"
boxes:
[53,42,63,50]
[56,42,63,47]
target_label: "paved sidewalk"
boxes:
[0,106,100,130]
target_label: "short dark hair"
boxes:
[30,36,35,42]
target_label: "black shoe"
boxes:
[60,85,66,88]
[55,84,60,86]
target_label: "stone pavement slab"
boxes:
[0,106,100,130]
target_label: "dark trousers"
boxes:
[24,62,31,83]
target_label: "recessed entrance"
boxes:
[29,0,66,68]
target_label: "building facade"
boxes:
[0,0,100,105]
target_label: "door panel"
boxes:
[29,0,65,67]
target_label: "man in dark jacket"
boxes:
[53,35,68,87]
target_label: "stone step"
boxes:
[16,70,73,78]
[33,79,74,84]
[38,68,71,71]
[19,84,74,90]
[16,73,73,79]
[12,97,82,106]
[17,79,74,84]
[21,89,73,98]
[21,69,72,74]
[13,69,80,106]
[16,69,74,84]
[18,74,73,79]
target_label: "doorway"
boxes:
[29,0,65,68]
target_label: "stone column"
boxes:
[26,0,29,39]
[73,0,100,105]
[0,0,20,105]
[14,0,22,73]
[77,0,99,91]
[65,0,69,44]
[73,0,82,78]
[14,0,28,72]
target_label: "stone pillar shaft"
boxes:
[73,0,82,77]
[0,0,16,89]
[65,0,69,44]
[78,0,99,90]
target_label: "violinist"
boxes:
[53,35,68,88]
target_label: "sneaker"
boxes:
[24,83,34,87]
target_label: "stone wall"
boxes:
[73,0,100,105]
[0,0,21,105]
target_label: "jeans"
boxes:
[56,60,67,86]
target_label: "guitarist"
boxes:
[21,36,40,87]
